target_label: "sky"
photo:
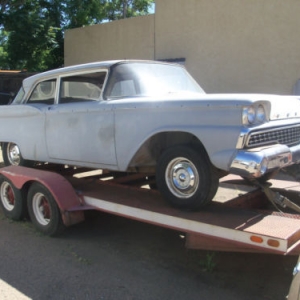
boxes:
[150,3,155,13]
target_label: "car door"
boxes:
[45,71,117,167]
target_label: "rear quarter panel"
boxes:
[0,105,48,161]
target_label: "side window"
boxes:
[59,72,106,104]
[27,80,56,105]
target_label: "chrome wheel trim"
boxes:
[7,143,21,165]
[0,181,15,211]
[32,193,51,226]
[165,157,199,199]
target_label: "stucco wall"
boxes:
[65,0,300,94]
[64,14,155,66]
[155,0,300,94]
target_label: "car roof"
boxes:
[22,60,121,89]
[22,60,175,90]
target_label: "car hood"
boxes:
[148,94,300,120]
[267,95,300,120]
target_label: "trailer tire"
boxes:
[27,182,65,236]
[156,145,218,210]
[0,175,26,220]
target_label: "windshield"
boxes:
[104,62,205,99]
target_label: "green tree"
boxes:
[104,0,154,20]
[63,0,154,28]
[64,0,106,28]
[3,0,61,70]
[0,0,26,29]
[0,29,9,69]
[0,0,155,71]
[41,0,65,69]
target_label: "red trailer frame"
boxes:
[1,165,300,255]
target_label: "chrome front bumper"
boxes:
[229,144,300,178]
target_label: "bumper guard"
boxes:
[230,144,300,178]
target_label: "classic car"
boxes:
[1,60,300,210]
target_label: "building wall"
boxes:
[155,0,300,94]
[65,0,300,94]
[64,14,155,66]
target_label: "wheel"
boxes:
[27,182,65,236]
[0,175,26,220]
[156,145,219,210]
[2,142,34,167]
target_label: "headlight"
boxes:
[256,105,266,123]
[247,106,256,124]
[243,104,266,125]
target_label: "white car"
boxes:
[1,60,300,210]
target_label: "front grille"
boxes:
[247,125,300,148]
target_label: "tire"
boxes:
[0,175,26,220]
[27,182,65,236]
[2,142,33,167]
[156,145,219,210]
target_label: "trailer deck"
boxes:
[1,165,300,255]
[68,173,300,255]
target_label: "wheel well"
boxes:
[128,132,209,170]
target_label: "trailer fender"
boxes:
[0,165,85,226]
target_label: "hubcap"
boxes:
[0,181,15,211]
[32,193,51,226]
[7,143,21,165]
[165,157,199,199]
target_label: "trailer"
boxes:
[1,165,300,257]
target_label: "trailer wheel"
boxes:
[2,142,33,167]
[156,145,218,210]
[27,182,65,236]
[0,175,26,220]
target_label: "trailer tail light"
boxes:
[250,235,263,244]
[267,239,280,248]
[250,235,280,248]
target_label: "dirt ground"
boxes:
[0,208,297,300]
[0,160,298,299]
